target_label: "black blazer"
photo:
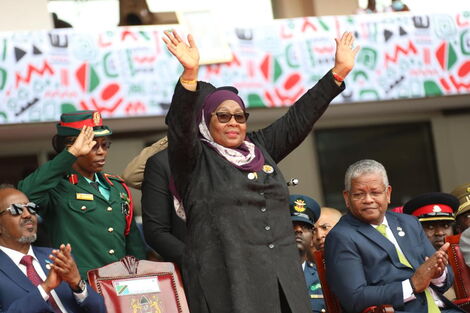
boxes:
[142,149,187,267]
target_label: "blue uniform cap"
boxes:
[289,194,321,226]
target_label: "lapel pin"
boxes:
[247,172,257,180]
[262,165,274,174]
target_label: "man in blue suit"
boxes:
[290,194,325,313]
[325,159,463,313]
[0,186,106,313]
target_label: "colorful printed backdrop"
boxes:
[0,11,469,124]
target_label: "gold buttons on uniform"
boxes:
[107,207,112,212]
[81,206,86,211]
[108,227,114,232]
[108,249,115,255]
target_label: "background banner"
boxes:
[0,11,469,124]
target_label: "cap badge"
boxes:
[263,165,274,174]
[294,199,306,212]
[433,205,442,212]
[93,111,101,126]
[467,187,470,193]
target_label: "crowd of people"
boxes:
[0,28,469,313]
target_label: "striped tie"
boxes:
[376,224,440,313]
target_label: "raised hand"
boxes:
[41,265,62,294]
[163,30,200,74]
[48,244,82,289]
[68,126,96,157]
[333,31,360,80]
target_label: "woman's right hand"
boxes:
[163,30,199,79]
[67,126,95,157]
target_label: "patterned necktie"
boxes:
[376,224,440,313]
[20,255,63,313]
[90,181,100,192]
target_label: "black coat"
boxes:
[166,72,343,313]
[142,149,187,267]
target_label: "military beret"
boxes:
[403,192,459,222]
[450,183,470,218]
[56,110,112,137]
[289,194,320,226]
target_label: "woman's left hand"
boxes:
[332,32,360,79]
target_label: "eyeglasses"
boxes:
[92,141,112,151]
[212,112,249,124]
[0,203,38,216]
[350,189,387,201]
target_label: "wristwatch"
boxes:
[72,279,86,293]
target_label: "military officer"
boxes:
[403,192,459,250]
[19,110,147,279]
[451,183,470,233]
[289,194,325,313]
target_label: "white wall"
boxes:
[0,0,52,31]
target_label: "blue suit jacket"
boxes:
[0,246,106,313]
[304,261,325,313]
[325,211,459,313]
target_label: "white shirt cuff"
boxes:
[430,267,447,287]
[37,284,50,301]
[402,279,416,302]
[73,284,88,303]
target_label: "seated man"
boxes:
[403,192,459,250]
[451,183,470,234]
[313,207,342,251]
[0,186,106,313]
[325,159,463,313]
[289,194,325,313]
[460,227,470,268]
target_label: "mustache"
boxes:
[20,218,35,227]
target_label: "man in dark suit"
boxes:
[325,159,462,313]
[0,186,106,313]
[290,194,325,313]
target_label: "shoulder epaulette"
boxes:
[103,173,124,186]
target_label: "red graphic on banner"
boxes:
[15,61,54,88]
[98,34,113,48]
[301,18,318,33]
[436,42,446,70]
[125,101,146,114]
[384,41,417,67]
[458,60,470,77]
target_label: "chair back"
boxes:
[313,250,394,313]
[313,250,344,313]
[87,256,190,313]
[445,233,470,310]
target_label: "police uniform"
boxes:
[402,192,459,223]
[289,195,326,313]
[18,111,146,279]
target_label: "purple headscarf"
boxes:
[198,88,265,172]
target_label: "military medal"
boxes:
[247,172,258,180]
[262,165,274,174]
[120,192,131,216]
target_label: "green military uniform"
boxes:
[18,110,146,279]
[19,150,146,279]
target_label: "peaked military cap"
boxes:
[56,110,112,137]
[289,194,320,226]
[403,192,459,222]
[450,183,470,218]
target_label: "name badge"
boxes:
[76,193,94,201]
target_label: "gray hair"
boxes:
[344,159,389,191]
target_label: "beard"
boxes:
[18,234,37,244]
